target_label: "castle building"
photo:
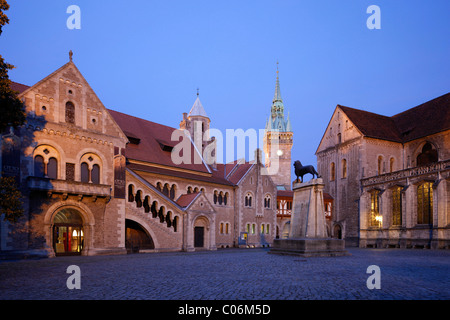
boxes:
[0,56,279,258]
[316,93,450,248]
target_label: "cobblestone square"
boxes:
[0,248,448,301]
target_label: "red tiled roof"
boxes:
[176,193,200,208]
[127,163,235,186]
[108,109,210,174]
[339,92,450,143]
[216,161,254,185]
[10,81,30,94]
[323,192,333,200]
[338,105,403,143]
[391,92,450,142]
[277,190,293,197]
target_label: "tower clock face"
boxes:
[276,149,283,156]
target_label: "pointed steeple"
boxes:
[188,90,208,118]
[273,60,282,103]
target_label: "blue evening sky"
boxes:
[1,0,449,173]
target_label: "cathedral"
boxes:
[316,93,450,249]
[0,55,294,257]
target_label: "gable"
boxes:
[18,61,127,142]
[184,193,215,213]
[316,106,364,154]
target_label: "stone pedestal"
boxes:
[270,178,349,257]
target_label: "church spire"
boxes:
[273,60,282,103]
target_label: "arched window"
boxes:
[162,184,169,197]
[34,155,45,178]
[173,216,179,232]
[81,162,89,183]
[370,190,381,227]
[156,182,162,192]
[390,157,395,173]
[330,162,335,181]
[65,101,75,124]
[264,195,271,208]
[417,182,433,225]
[91,164,100,184]
[392,186,402,226]
[143,196,150,213]
[214,191,218,204]
[33,146,60,179]
[151,201,158,218]
[245,193,252,207]
[128,184,134,202]
[170,184,176,200]
[218,192,223,205]
[342,159,347,178]
[158,206,165,223]
[135,190,143,208]
[224,192,228,206]
[47,157,58,179]
[377,156,383,175]
[417,143,438,166]
[80,153,102,184]
[166,211,172,228]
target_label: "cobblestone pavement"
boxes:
[0,248,448,300]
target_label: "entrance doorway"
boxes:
[53,208,84,256]
[194,226,204,248]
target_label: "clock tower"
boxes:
[263,63,293,190]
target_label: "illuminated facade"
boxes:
[317,94,450,248]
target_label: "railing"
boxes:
[27,176,111,197]
[361,159,450,187]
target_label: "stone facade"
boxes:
[0,57,281,258]
[316,95,450,248]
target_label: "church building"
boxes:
[316,93,450,248]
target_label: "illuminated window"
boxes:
[392,186,402,226]
[370,190,381,227]
[417,182,433,224]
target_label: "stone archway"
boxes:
[52,208,85,256]
[125,219,155,253]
